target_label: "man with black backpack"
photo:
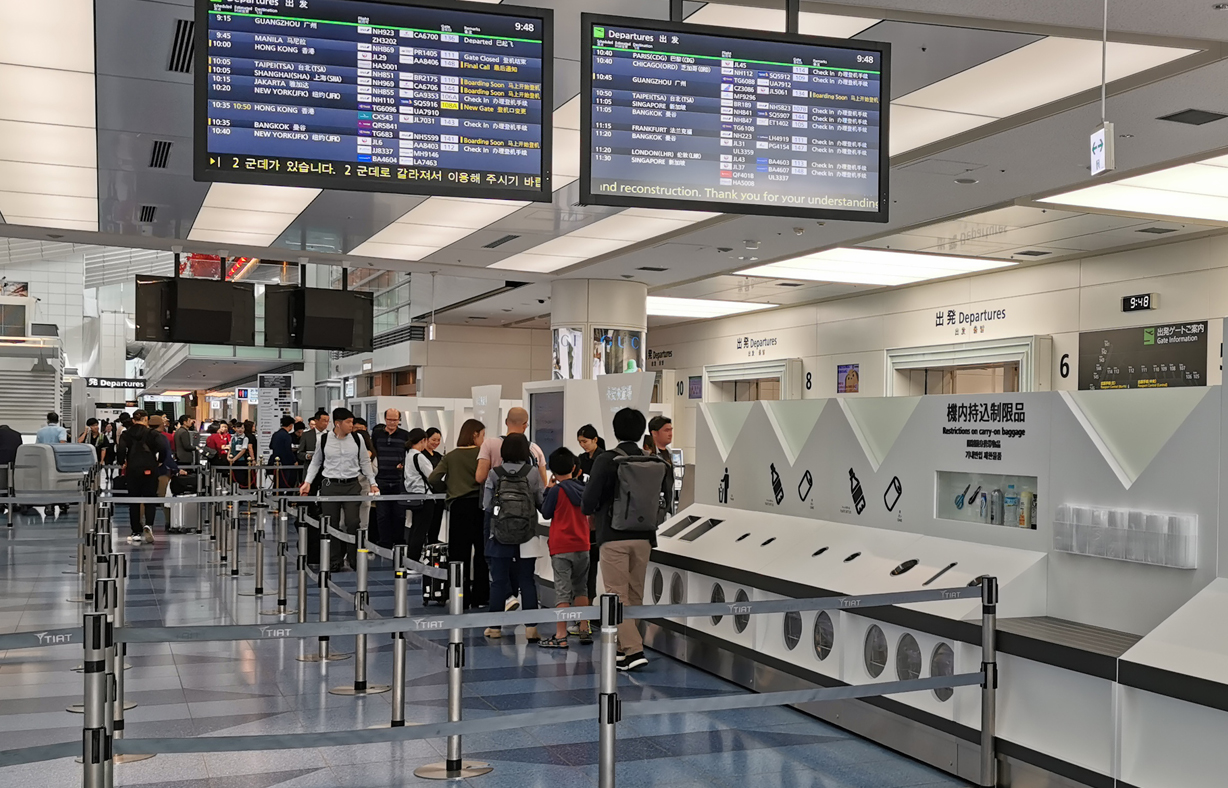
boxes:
[299,407,379,573]
[482,433,545,640]
[116,410,166,545]
[582,408,673,672]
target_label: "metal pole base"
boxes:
[413,762,493,780]
[76,753,156,765]
[66,596,91,603]
[329,684,391,696]
[259,607,298,617]
[295,652,351,663]
[72,662,132,673]
[62,570,85,575]
[67,701,136,713]
[115,753,156,764]
[236,589,264,597]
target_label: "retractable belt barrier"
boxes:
[1,468,1001,788]
[0,572,1002,788]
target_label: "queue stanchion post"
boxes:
[297,516,349,663]
[81,612,110,788]
[598,593,622,788]
[331,525,389,696]
[392,547,408,726]
[296,512,308,624]
[229,501,241,578]
[69,528,96,604]
[261,510,295,616]
[415,561,491,780]
[980,575,999,788]
[69,488,92,575]
[4,461,14,528]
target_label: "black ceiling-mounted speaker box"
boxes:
[133,275,256,346]
[263,286,374,353]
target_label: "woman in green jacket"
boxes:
[428,419,487,608]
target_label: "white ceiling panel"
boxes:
[1125,164,1228,199]
[0,162,96,198]
[0,0,95,72]
[0,193,97,223]
[890,105,995,155]
[488,252,586,273]
[0,64,95,127]
[685,4,880,38]
[0,121,97,168]
[1042,183,1228,223]
[896,38,1196,119]
[345,241,440,261]
[0,216,98,232]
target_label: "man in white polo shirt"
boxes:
[300,407,379,573]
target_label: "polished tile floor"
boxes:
[0,507,966,787]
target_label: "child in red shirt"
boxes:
[540,447,591,647]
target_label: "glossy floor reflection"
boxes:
[0,508,966,787]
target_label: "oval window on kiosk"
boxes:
[864,625,888,678]
[814,611,834,661]
[651,568,664,604]
[734,589,751,633]
[710,583,726,625]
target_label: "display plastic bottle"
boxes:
[1004,485,1018,527]
[990,489,1003,524]
[1019,490,1034,528]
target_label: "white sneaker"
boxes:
[142,526,154,545]
[504,597,521,613]
[127,535,141,544]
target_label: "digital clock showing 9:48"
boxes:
[1122,293,1157,312]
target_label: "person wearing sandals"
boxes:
[539,447,592,648]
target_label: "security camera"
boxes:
[537,299,546,304]
[793,227,805,236]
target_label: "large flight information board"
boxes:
[581,14,889,221]
[195,0,553,200]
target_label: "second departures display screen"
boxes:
[581,14,889,221]
[196,0,553,199]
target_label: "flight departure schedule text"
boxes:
[583,18,887,219]
[199,0,551,198]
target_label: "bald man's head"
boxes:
[506,407,529,434]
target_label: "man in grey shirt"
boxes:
[300,407,378,572]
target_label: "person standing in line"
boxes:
[299,407,379,573]
[173,415,196,468]
[582,408,672,672]
[402,428,436,560]
[298,409,330,465]
[539,447,592,648]
[423,427,446,544]
[352,417,377,531]
[371,409,410,548]
[268,415,298,492]
[482,433,544,641]
[228,420,256,488]
[78,417,101,445]
[117,410,165,545]
[427,418,488,608]
[0,424,21,510]
[475,407,549,488]
[576,424,606,609]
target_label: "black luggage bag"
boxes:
[421,542,449,605]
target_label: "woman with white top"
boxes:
[403,428,436,561]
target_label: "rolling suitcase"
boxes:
[169,495,199,534]
[421,542,449,605]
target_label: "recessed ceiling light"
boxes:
[954,178,978,184]
[1040,154,1228,221]
[647,296,777,318]
[637,266,669,272]
[739,247,1015,286]
[1136,227,1179,234]
[1014,250,1051,257]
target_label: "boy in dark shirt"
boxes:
[540,447,591,647]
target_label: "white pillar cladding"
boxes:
[550,280,648,381]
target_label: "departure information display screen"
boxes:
[195,0,553,200]
[581,14,889,221]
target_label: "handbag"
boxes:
[406,453,430,511]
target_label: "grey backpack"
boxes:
[610,449,671,533]
[491,465,536,545]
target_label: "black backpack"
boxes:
[319,431,364,461]
[610,448,671,533]
[491,465,536,545]
[125,426,160,476]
